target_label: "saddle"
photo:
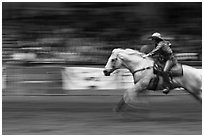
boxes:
[169,63,183,77]
[153,62,183,77]
[147,62,183,90]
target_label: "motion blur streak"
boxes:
[2,2,202,135]
[2,2,202,65]
[2,95,202,135]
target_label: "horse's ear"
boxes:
[118,53,125,60]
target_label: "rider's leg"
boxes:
[164,59,175,72]
[162,60,174,94]
[164,56,177,72]
[162,56,178,94]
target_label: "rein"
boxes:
[132,66,153,76]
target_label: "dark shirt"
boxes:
[149,40,173,61]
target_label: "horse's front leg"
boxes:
[113,97,126,112]
[114,77,150,112]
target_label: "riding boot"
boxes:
[162,59,175,94]
[162,72,172,94]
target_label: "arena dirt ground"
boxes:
[2,93,201,135]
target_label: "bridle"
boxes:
[132,66,153,76]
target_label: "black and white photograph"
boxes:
[2,2,202,135]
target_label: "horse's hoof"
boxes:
[163,91,169,95]
[163,91,168,94]
[162,88,170,95]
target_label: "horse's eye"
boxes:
[111,58,116,62]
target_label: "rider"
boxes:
[143,32,177,94]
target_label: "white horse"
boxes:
[103,48,202,112]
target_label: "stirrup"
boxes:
[162,87,170,94]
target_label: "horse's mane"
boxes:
[112,48,146,56]
[125,48,145,56]
[112,48,154,65]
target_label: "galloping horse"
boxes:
[103,48,202,112]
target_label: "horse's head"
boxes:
[103,48,150,76]
[103,48,123,76]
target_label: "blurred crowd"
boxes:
[2,2,202,65]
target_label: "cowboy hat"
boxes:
[148,32,164,40]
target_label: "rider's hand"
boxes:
[142,54,149,58]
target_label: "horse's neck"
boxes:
[122,56,153,73]
[121,61,136,73]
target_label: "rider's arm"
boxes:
[147,43,163,56]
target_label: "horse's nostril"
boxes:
[103,70,107,73]
[103,70,110,76]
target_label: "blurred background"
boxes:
[2,2,202,65]
[2,3,202,135]
[2,2,202,94]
